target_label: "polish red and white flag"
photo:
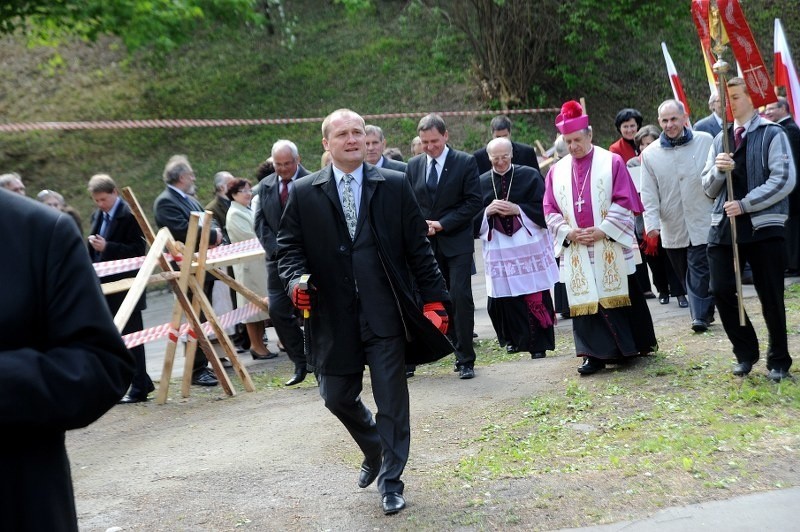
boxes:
[774,18,800,116]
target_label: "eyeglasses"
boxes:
[489,154,512,162]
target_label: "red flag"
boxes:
[691,0,717,87]
[775,18,800,116]
[662,42,692,118]
[718,0,777,108]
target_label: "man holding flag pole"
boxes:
[694,0,795,382]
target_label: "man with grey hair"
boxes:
[255,139,310,386]
[406,113,482,379]
[0,172,25,195]
[365,124,407,172]
[641,99,715,333]
[206,171,235,243]
[693,90,723,137]
[473,114,540,175]
[154,154,222,387]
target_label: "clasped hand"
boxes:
[568,227,606,245]
[485,200,519,217]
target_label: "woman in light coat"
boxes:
[226,178,275,359]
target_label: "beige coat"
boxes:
[226,201,268,323]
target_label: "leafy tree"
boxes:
[0,0,264,52]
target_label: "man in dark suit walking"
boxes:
[473,114,540,174]
[88,174,154,403]
[255,139,310,386]
[406,113,482,379]
[154,154,223,387]
[277,109,452,515]
[1,187,133,530]
[365,124,408,172]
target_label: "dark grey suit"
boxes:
[406,146,482,368]
[379,157,408,172]
[693,113,722,138]
[255,165,310,372]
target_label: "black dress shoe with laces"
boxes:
[358,457,381,489]
[577,357,605,375]
[506,344,520,353]
[191,369,219,386]
[285,368,307,386]
[118,393,148,404]
[658,293,670,304]
[530,351,546,359]
[677,295,689,308]
[691,319,709,333]
[382,492,406,515]
[732,361,754,376]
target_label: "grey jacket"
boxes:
[702,113,796,231]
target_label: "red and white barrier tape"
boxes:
[0,108,560,133]
[122,301,262,349]
[94,237,262,277]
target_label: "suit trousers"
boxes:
[434,250,476,367]
[317,306,409,496]
[708,238,792,371]
[266,260,306,370]
[665,245,715,322]
[122,310,153,395]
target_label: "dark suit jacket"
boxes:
[89,199,147,313]
[778,116,800,214]
[277,163,452,374]
[473,140,540,175]
[380,157,408,172]
[694,113,722,138]
[0,189,133,531]
[255,165,310,260]
[406,146,483,257]
[205,195,231,243]
[153,186,218,248]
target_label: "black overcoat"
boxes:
[277,163,453,374]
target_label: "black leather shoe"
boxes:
[530,351,546,359]
[191,369,219,386]
[767,368,792,382]
[691,319,709,333]
[285,369,307,386]
[382,492,406,515]
[658,293,669,304]
[405,369,415,378]
[459,366,475,379]
[358,457,381,489]
[677,295,689,308]
[250,348,278,360]
[577,357,605,375]
[732,361,753,376]
[506,344,520,353]
[118,393,148,404]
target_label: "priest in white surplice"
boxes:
[543,101,657,375]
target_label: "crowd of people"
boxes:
[3,82,798,521]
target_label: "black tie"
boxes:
[426,159,438,197]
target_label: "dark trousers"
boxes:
[665,245,715,322]
[267,260,306,370]
[435,251,476,367]
[317,310,409,495]
[122,310,153,395]
[708,238,791,371]
[643,241,684,296]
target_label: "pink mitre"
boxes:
[555,100,589,134]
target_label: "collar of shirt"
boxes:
[427,145,449,170]
[104,196,122,219]
[376,156,385,168]
[714,113,723,127]
[733,112,758,138]
[168,184,191,201]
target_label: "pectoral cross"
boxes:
[575,196,585,212]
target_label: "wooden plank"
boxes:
[202,248,265,270]
[208,267,269,313]
[102,271,179,295]
[112,228,171,332]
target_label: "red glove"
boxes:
[423,302,449,334]
[291,283,311,311]
[641,233,659,256]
